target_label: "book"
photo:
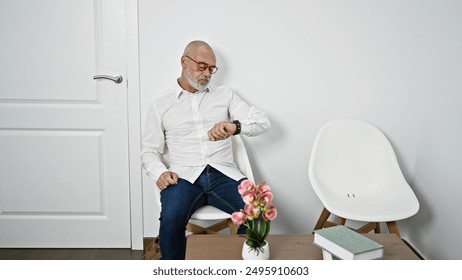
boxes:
[313,225,384,260]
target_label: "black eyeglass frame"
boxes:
[185,55,218,74]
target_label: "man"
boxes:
[141,40,271,259]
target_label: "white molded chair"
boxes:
[155,135,254,234]
[308,119,419,236]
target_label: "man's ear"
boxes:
[181,55,187,69]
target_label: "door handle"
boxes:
[93,74,123,84]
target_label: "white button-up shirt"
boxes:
[141,83,271,184]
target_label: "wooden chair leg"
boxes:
[227,218,238,234]
[314,208,396,237]
[313,207,331,231]
[206,220,229,233]
[144,237,161,260]
[357,222,378,234]
[386,221,400,237]
[374,222,381,233]
[186,222,208,234]
[187,219,236,235]
[313,207,340,232]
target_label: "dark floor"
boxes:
[0,248,145,260]
[0,238,158,260]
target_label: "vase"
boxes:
[241,240,270,260]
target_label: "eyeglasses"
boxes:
[185,55,218,74]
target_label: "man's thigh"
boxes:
[207,174,246,214]
[159,178,205,223]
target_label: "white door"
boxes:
[0,0,131,247]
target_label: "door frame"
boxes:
[126,0,144,250]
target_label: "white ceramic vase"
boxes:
[241,240,270,260]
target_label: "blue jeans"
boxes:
[159,165,246,260]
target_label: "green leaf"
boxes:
[245,218,271,248]
[246,229,259,241]
[259,219,267,239]
[246,239,254,247]
[263,220,271,240]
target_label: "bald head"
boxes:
[183,40,215,58]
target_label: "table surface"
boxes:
[185,234,421,260]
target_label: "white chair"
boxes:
[308,119,419,236]
[154,135,254,234]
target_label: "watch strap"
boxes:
[232,120,241,135]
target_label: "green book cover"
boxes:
[314,225,383,254]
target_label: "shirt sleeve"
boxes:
[140,100,169,182]
[228,90,271,136]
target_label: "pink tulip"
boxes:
[238,179,255,195]
[231,211,247,225]
[262,204,278,221]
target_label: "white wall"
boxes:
[138,0,462,259]
[403,1,462,259]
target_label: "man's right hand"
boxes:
[156,171,179,190]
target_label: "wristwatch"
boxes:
[232,120,241,135]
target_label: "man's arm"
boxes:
[141,101,172,188]
[208,90,270,141]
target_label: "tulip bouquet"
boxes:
[231,180,278,253]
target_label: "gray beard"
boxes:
[185,70,209,92]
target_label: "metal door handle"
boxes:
[93,74,123,84]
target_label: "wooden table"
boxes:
[185,234,421,260]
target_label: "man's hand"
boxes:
[208,121,236,141]
[156,171,179,190]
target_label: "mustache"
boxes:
[199,75,210,82]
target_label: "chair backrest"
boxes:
[154,135,254,208]
[231,135,255,183]
[308,119,419,222]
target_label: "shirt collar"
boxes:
[174,82,184,99]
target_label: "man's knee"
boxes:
[160,206,190,228]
